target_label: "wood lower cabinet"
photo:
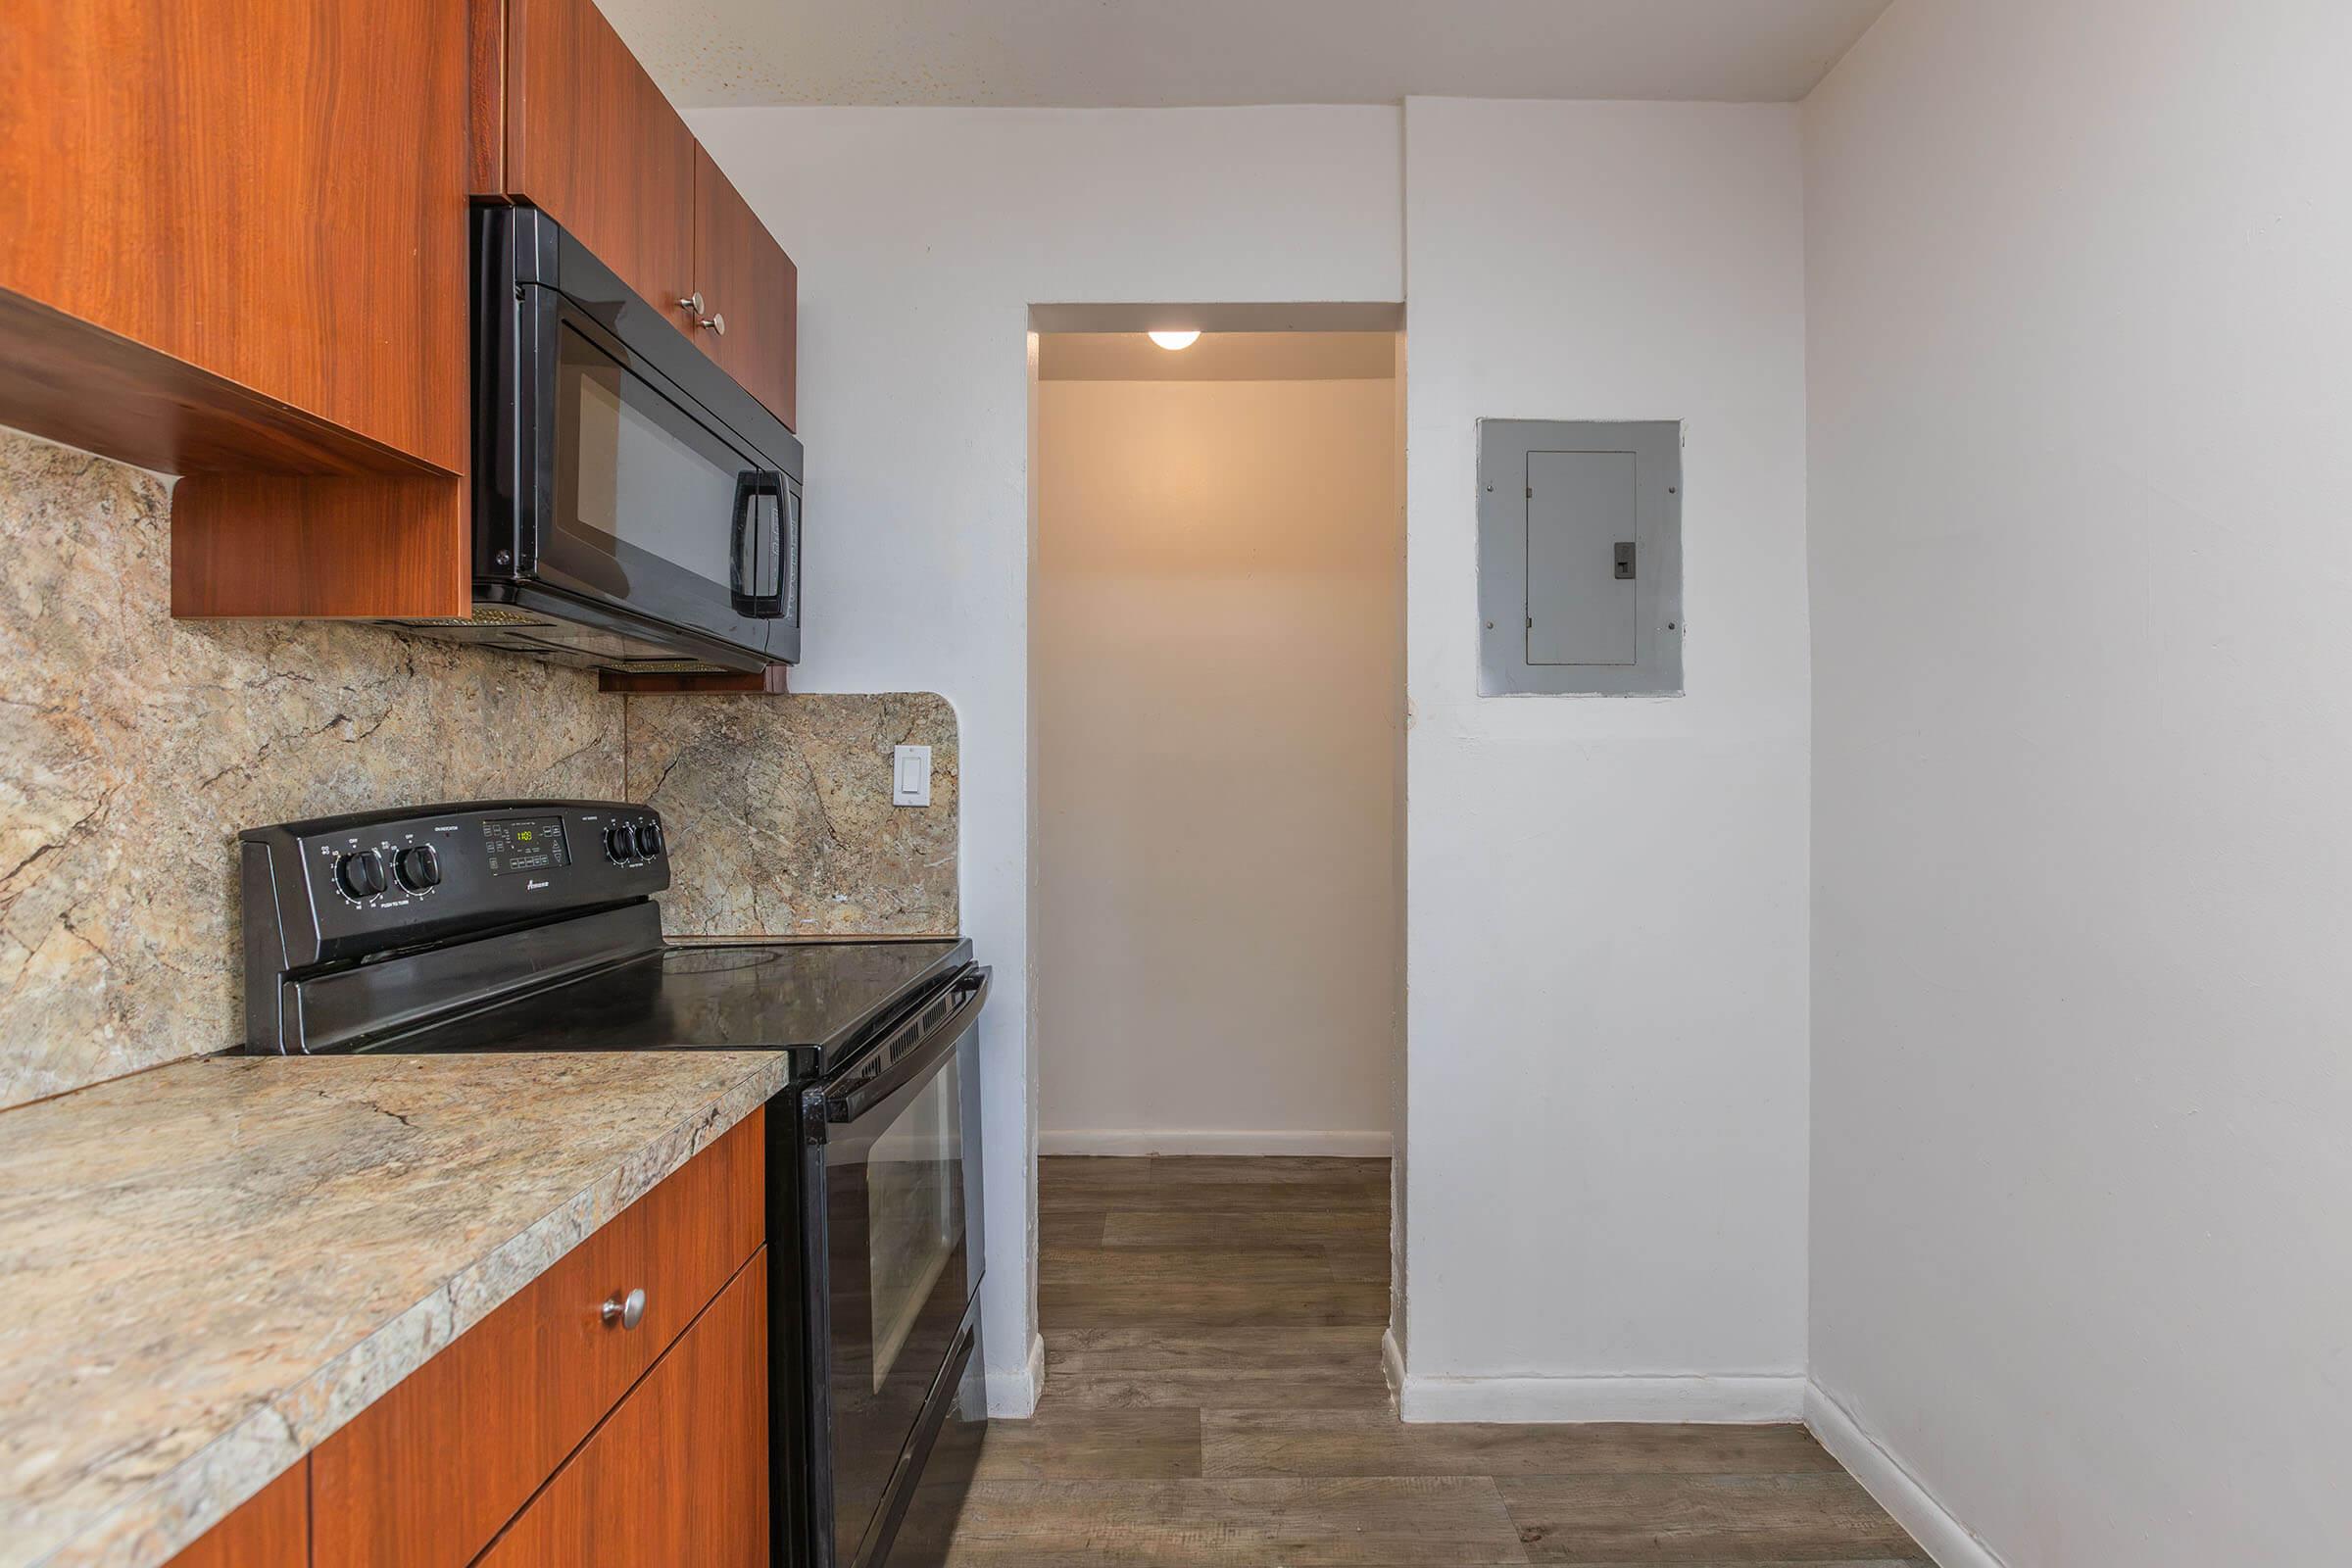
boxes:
[311,1109,765,1568]
[163,1461,308,1568]
[693,146,800,431]
[478,1254,770,1568]
[0,0,469,477]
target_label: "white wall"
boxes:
[1034,373,1400,1154]
[688,105,1404,1407]
[698,96,1815,1421]
[691,22,2349,1514]
[1398,97,1812,1418]
[1804,2,2352,1561]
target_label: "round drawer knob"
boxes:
[601,1286,647,1331]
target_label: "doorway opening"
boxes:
[1024,312,1407,1429]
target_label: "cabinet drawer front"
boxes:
[477,1250,769,1568]
[312,1108,763,1568]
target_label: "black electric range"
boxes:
[238,800,989,1568]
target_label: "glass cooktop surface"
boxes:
[351,937,968,1070]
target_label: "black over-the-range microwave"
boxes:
[385,205,802,674]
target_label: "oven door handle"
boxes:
[826,966,990,1124]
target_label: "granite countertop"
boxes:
[0,1051,795,1568]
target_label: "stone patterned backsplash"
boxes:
[0,433,623,1110]
[627,691,959,937]
[0,424,956,1111]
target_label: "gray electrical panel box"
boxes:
[1478,418,1683,696]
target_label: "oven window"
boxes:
[863,1051,964,1393]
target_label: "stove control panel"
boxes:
[601,813,664,864]
[240,800,670,974]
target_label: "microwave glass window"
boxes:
[557,323,750,591]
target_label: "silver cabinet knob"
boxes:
[677,291,705,316]
[601,1287,647,1330]
[701,311,726,337]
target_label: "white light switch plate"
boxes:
[892,744,932,807]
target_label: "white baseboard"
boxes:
[1380,1327,1405,1400]
[986,1332,1047,1419]
[1038,1129,1394,1156]
[1397,1370,1804,1424]
[1804,1382,2006,1568]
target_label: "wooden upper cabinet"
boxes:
[472,0,800,429]
[475,1256,770,1568]
[0,0,469,476]
[478,0,698,342]
[693,146,799,430]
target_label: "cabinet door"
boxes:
[0,0,468,475]
[478,1254,770,1568]
[164,1462,307,1568]
[693,145,800,429]
[500,0,697,334]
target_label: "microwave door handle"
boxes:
[781,481,801,627]
[730,470,786,619]
[728,470,757,614]
[826,967,991,1124]
[757,478,784,616]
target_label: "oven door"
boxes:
[804,966,989,1568]
[530,299,802,662]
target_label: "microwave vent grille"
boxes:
[393,608,557,629]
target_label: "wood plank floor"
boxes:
[939,1155,1930,1567]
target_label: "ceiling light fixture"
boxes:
[1148,329,1200,351]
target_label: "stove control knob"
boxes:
[605,823,636,862]
[633,820,663,859]
[335,849,388,901]
[394,844,441,893]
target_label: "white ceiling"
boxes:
[597,0,1896,110]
